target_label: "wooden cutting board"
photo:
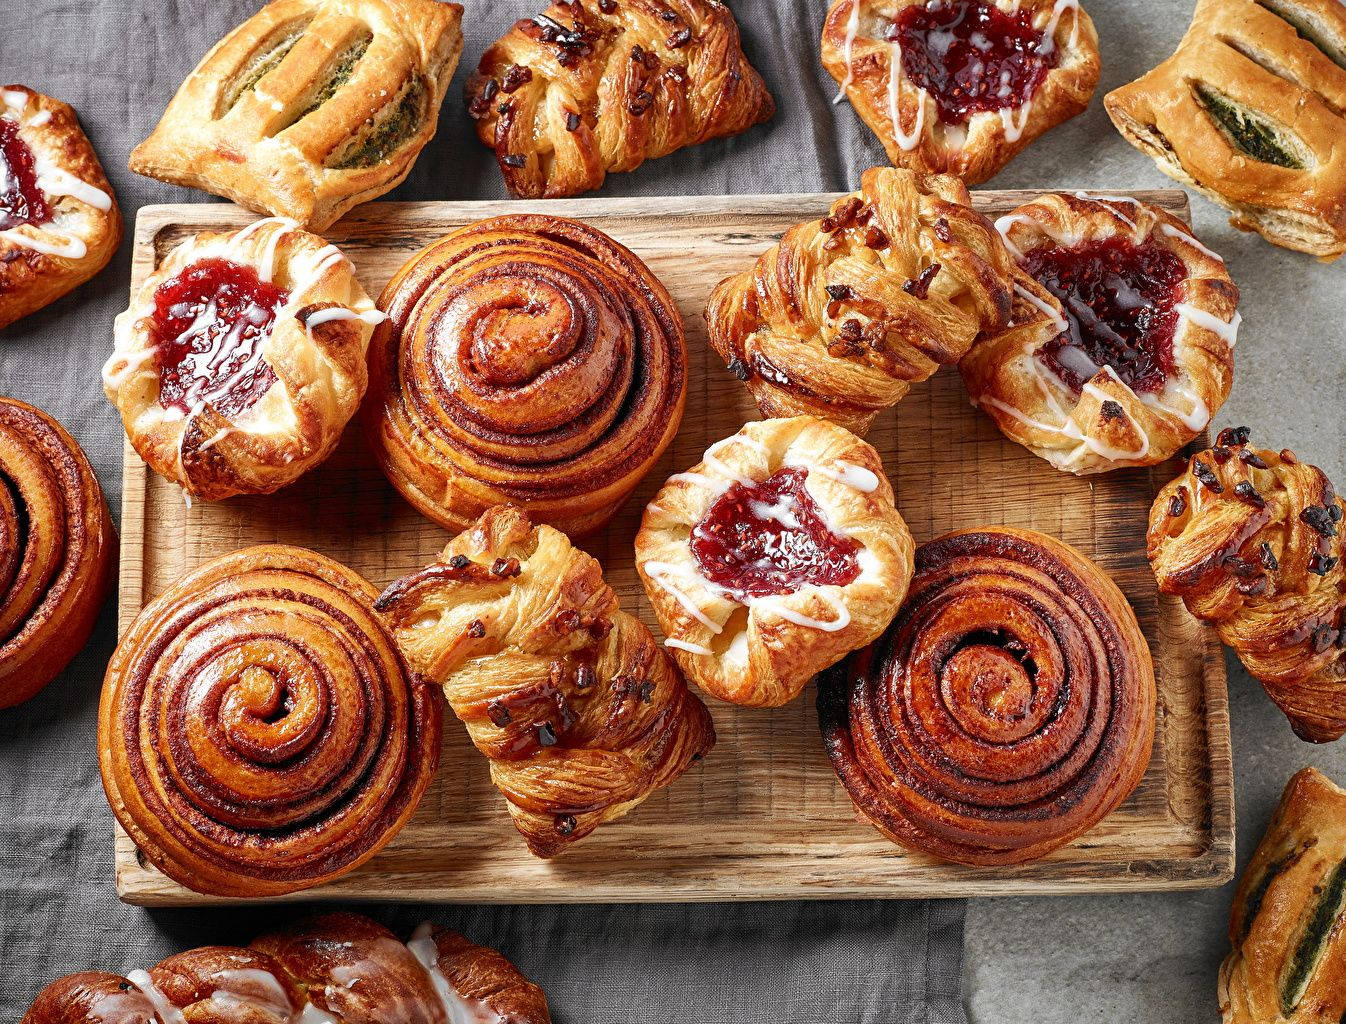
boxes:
[115,190,1234,906]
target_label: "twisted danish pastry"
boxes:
[706,166,1014,435]
[99,546,441,897]
[0,399,114,709]
[366,215,686,535]
[466,0,774,198]
[817,528,1156,865]
[1148,429,1346,742]
[377,505,715,857]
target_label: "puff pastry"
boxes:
[706,166,1014,435]
[1149,429,1345,742]
[962,192,1240,474]
[466,0,774,198]
[105,217,380,500]
[0,86,121,330]
[130,0,463,231]
[1106,0,1346,259]
[377,505,716,857]
[635,417,913,708]
[823,0,1099,185]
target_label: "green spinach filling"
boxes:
[1281,859,1346,1016]
[295,36,372,122]
[1196,84,1305,169]
[332,80,425,168]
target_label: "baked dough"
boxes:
[0,86,121,330]
[962,192,1240,474]
[129,0,463,231]
[1105,0,1346,259]
[105,217,380,500]
[823,0,1099,185]
[635,416,914,708]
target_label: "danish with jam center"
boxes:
[961,192,1240,474]
[104,218,382,500]
[0,86,121,330]
[635,416,914,708]
[822,0,1099,185]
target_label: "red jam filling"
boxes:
[0,118,51,231]
[1024,237,1187,395]
[890,0,1058,125]
[691,467,861,600]
[151,258,287,418]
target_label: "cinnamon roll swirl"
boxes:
[366,215,687,535]
[817,528,1156,865]
[0,399,115,710]
[98,546,441,897]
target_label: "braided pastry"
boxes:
[99,546,442,897]
[366,214,686,536]
[465,0,774,199]
[19,911,551,1023]
[962,192,1240,474]
[817,528,1156,865]
[377,505,715,857]
[1148,429,1346,742]
[706,166,1014,435]
[0,399,114,709]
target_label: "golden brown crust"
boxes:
[1148,431,1345,742]
[822,0,1099,185]
[960,192,1240,474]
[129,0,463,231]
[705,166,1014,435]
[428,927,553,1024]
[0,87,121,330]
[1105,0,1346,259]
[1220,767,1346,1024]
[465,0,773,198]
[376,505,715,858]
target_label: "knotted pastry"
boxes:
[376,505,715,857]
[366,215,686,536]
[465,0,774,199]
[1220,767,1346,1024]
[706,166,1014,435]
[106,218,381,500]
[0,399,115,709]
[817,528,1156,865]
[635,417,914,708]
[1148,429,1345,742]
[129,0,463,231]
[1106,0,1346,259]
[822,0,1099,185]
[99,546,441,897]
[19,911,551,1023]
[0,86,121,330]
[961,192,1240,474]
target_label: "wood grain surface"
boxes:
[115,190,1234,906]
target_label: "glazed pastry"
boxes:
[376,505,715,857]
[0,400,115,709]
[1105,0,1346,259]
[961,192,1240,474]
[635,417,914,708]
[105,218,380,500]
[0,86,121,330]
[706,166,1014,435]
[99,546,441,897]
[366,215,686,536]
[1148,429,1345,742]
[466,0,774,199]
[822,0,1099,185]
[20,911,551,1023]
[129,0,464,231]
[1220,767,1346,1024]
[817,528,1156,865]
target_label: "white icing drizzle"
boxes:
[993,213,1037,260]
[1012,281,1067,332]
[1159,222,1225,262]
[127,970,188,1024]
[1037,0,1081,54]
[235,217,300,283]
[749,587,852,633]
[832,0,862,104]
[206,968,294,1016]
[1,89,27,112]
[1073,191,1138,231]
[1139,384,1210,431]
[1000,101,1033,143]
[303,305,387,342]
[297,1005,340,1024]
[642,561,725,633]
[35,159,113,211]
[812,460,880,493]
[1175,303,1242,346]
[102,344,158,392]
[406,923,504,1024]
[0,226,87,258]
[703,435,763,486]
[26,109,51,127]
[1081,381,1150,459]
[886,41,926,151]
[666,637,714,656]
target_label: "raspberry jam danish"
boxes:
[822,0,1099,184]
[961,193,1240,474]
[105,218,381,500]
[635,417,914,708]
